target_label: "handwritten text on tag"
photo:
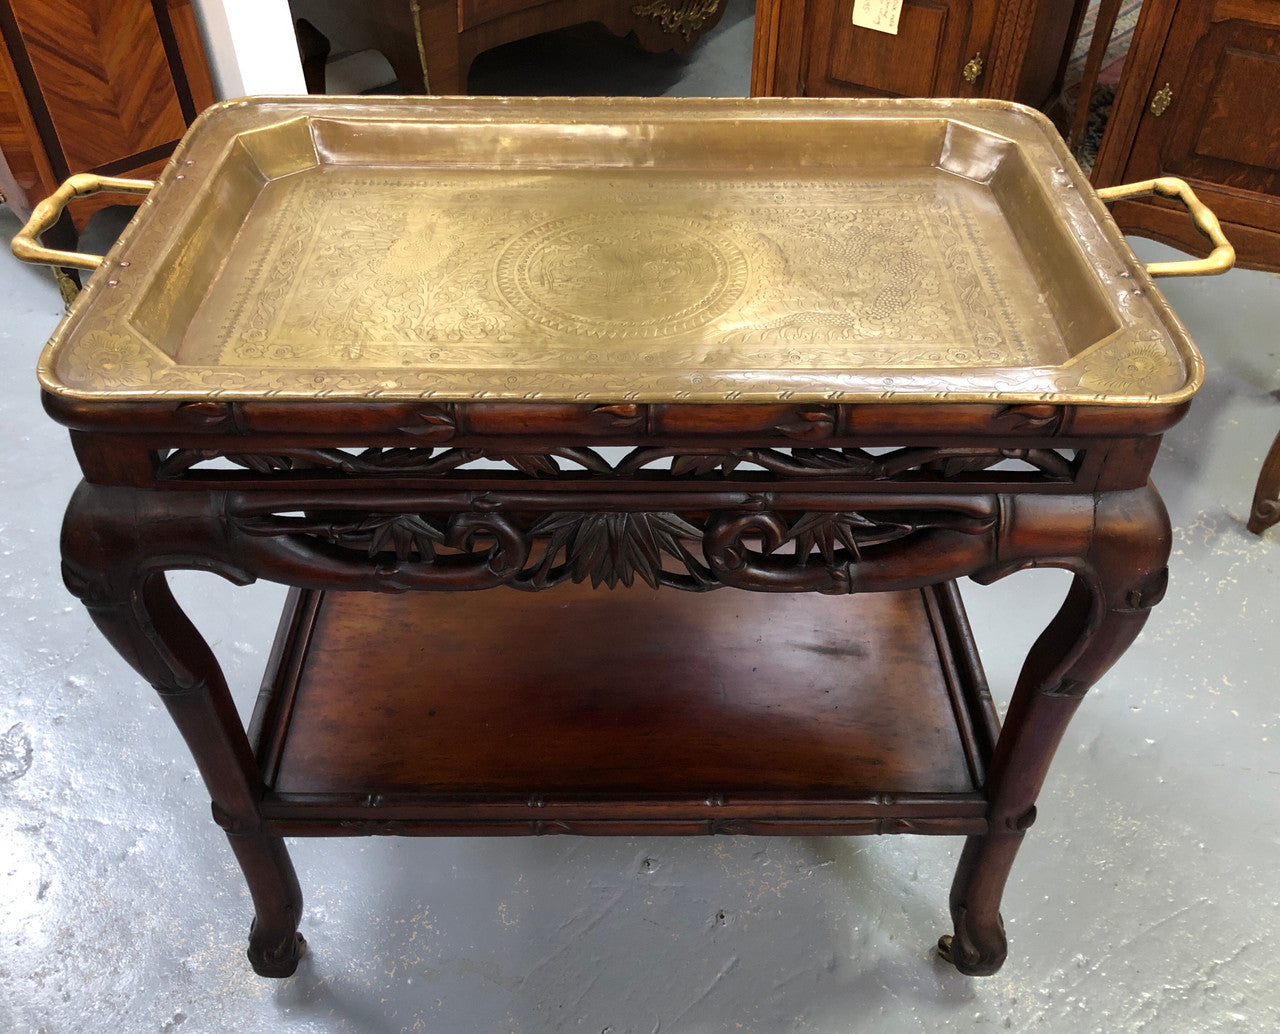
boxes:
[851,0,903,35]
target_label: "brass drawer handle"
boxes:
[963,53,983,84]
[1096,176,1235,277]
[10,173,155,271]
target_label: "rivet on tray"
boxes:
[119,260,130,267]
[175,174,185,180]
[107,278,119,287]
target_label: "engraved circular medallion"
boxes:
[496,213,748,339]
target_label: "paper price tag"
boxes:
[851,0,903,35]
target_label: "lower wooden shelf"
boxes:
[250,581,1000,837]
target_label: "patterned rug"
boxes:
[1060,0,1144,170]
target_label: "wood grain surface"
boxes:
[266,583,980,798]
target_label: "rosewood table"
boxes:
[16,97,1229,978]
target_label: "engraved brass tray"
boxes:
[35,97,1203,405]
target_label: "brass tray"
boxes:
[35,97,1203,405]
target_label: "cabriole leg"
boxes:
[61,482,305,977]
[942,486,1172,975]
[1248,429,1280,534]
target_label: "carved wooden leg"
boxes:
[61,483,305,977]
[1248,429,1280,535]
[942,486,1172,975]
[228,830,306,976]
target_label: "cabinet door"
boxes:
[1094,0,1280,270]
[801,0,994,99]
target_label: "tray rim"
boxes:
[34,95,1205,410]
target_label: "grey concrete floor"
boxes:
[3,3,1279,1030]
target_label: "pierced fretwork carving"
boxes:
[227,502,1001,594]
[158,444,1080,484]
[705,506,999,593]
[233,510,530,585]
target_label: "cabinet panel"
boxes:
[8,0,187,173]
[808,0,979,98]
[1195,49,1280,170]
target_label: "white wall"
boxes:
[191,0,307,99]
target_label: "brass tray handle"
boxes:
[11,173,155,271]
[1096,176,1234,277]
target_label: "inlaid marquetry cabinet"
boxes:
[0,0,213,232]
[751,0,1087,108]
[1091,0,1280,273]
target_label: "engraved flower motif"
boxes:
[69,334,151,388]
[1082,343,1175,394]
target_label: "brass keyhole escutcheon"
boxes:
[1150,83,1173,117]
[963,53,984,84]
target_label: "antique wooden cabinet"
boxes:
[0,0,213,236]
[1091,0,1280,273]
[751,0,1086,107]
[296,0,728,96]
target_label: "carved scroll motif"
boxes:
[704,507,998,593]
[233,510,530,590]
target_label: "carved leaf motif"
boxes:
[530,511,705,589]
[772,408,836,441]
[156,449,208,477]
[227,454,297,474]
[671,453,739,476]
[344,447,477,475]
[553,447,616,474]
[351,514,447,561]
[496,454,561,477]
[787,511,913,564]
[350,447,431,469]
[934,453,1006,478]
[789,448,866,471]
[993,403,1063,433]
[398,405,457,440]
[174,401,239,430]
[591,403,643,427]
